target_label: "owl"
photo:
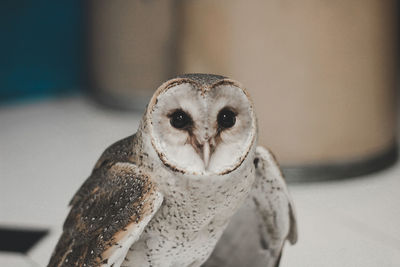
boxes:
[48,74,297,267]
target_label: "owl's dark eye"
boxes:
[217,108,237,129]
[169,110,192,129]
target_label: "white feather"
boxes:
[103,191,164,267]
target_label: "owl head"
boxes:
[145,74,257,176]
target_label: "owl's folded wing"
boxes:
[203,146,297,267]
[252,146,298,262]
[48,162,163,267]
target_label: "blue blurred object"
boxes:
[0,0,83,104]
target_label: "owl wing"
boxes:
[204,146,297,267]
[251,146,298,264]
[48,161,163,267]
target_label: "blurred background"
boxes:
[1,0,399,266]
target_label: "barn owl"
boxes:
[48,74,297,267]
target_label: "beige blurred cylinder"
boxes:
[87,0,176,110]
[179,0,398,169]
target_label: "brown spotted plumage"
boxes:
[48,135,162,267]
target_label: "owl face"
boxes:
[147,75,256,176]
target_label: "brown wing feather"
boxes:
[204,147,297,267]
[48,142,161,267]
[69,134,135,207]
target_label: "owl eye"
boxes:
[217,108,236,129]
[169,110,192,129]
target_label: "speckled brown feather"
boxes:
[48,74,293,267]
[177,73,226,88]
[48,135,159,267]
[204,147,297,267]
[69,135,135,208]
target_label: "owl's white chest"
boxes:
[123,161,256,267]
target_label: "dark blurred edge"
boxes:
[85,86,151,112]
[0,227,48,253]
[0,0,84,105]
[282,143,398,183]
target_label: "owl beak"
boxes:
[202,141,210,169]
[190,136,213,169]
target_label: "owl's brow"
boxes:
[219,106,238,115]
[198,80,239,96]
[166,108,192,119]
[165,78,239,96]
[165,80,191,90]
[165,79,201,91]
[209,80,238,90]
